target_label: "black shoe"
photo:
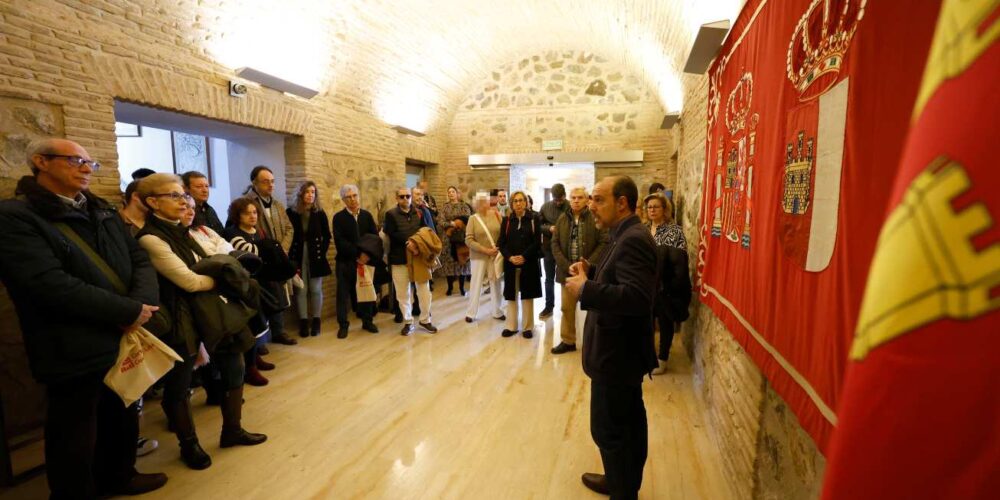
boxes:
[337,325,348,339]
[539,307,554,319]
[522,330,534,339]
[111,472,168,496]
[581,473,609,495]
[501,329,517,337]
[220,428,267,448]
[394,312,404,323]
[272,333,298,346]
[400,324,414,336]
[180,438,212,470]
[311,318,321,336]
[550,342,577,354]
[298,319,309,338]
[459,289,466,296]
[446,288,453,296]
[419,322,438,333]
[362,321,379,333]
[465,316,474,323]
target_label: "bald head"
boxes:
[26,138,85,173]
[27,138,95,197]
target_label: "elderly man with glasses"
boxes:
[0,138,168,498]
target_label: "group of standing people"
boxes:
[0,136,687,500]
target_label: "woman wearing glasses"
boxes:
[136,174,265,471]
[643,192,687,375]
[497,191,542,338]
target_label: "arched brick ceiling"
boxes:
[199,0,743,133]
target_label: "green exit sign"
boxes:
[541,139,563,151]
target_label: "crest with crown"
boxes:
[786,0,867,101]
[725,72,757,137]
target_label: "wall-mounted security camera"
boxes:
[229,81,248,98]
[546,155,555,160]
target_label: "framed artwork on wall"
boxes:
[171,131,212,185]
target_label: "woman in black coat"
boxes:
[286,181,332,337]
[497,191,542,338]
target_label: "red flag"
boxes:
[822,1,1000,498]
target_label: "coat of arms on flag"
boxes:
[710,72,758,249]
[777,0,865,272]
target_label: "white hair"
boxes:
[339,184,359,199]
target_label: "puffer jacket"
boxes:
[0,176,158,383]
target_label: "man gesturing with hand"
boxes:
[564,175,658,500]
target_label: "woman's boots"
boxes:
[164,398,212,470]
[220,385,268,448]
[311,317,321,336]
[299,319,310,338]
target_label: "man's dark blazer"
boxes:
[580,214,659,385]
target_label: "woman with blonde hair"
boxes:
[136,174,265,470]
[643,191,687,374]
[497,191,542,338]
[286,181,332,337]
[464,193,505,323]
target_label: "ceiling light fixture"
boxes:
[660,112,681,129]
[235,67,319,99]
[683,20,731,74]
[392,125,426,137]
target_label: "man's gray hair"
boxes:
[25,138,57,174]
[340,184,359,199]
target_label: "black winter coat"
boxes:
[498,212,543,300]
[332,208,378,262]
[0,176,159,383]
[656,246,692,323]
[580,215,659,385]
[287,207,331,277]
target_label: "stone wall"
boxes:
[675,73,825,499]
[442,50,674,199]
[0,0,442,440]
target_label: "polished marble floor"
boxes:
[1,286,730,500]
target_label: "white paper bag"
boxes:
[355,263,377,303]
[104,327,183,407]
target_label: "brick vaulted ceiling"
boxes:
[180,0,743,133]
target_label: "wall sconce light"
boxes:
[235,67,319,99]
[683,20,731,74]
[392,125,426,137]
[660,112,681,129]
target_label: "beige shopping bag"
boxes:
[355,263,377,303]
[104,327,183,406]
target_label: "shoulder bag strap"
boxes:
[53,222,128,295]
[473,214,497,248]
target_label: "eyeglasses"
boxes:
[398,195,411,199]
[150,192,193,202]
[42,154,101,172]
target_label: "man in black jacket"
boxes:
[181,171,223,234]
[565,175,658,499]
[332,184,380,337]
[0,138,167,498]
[538,183,569,318]
[383,186,435,336]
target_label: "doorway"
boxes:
[509,163,595,210]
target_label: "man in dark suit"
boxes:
[332,184,380,337]
[564,175,658,499]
